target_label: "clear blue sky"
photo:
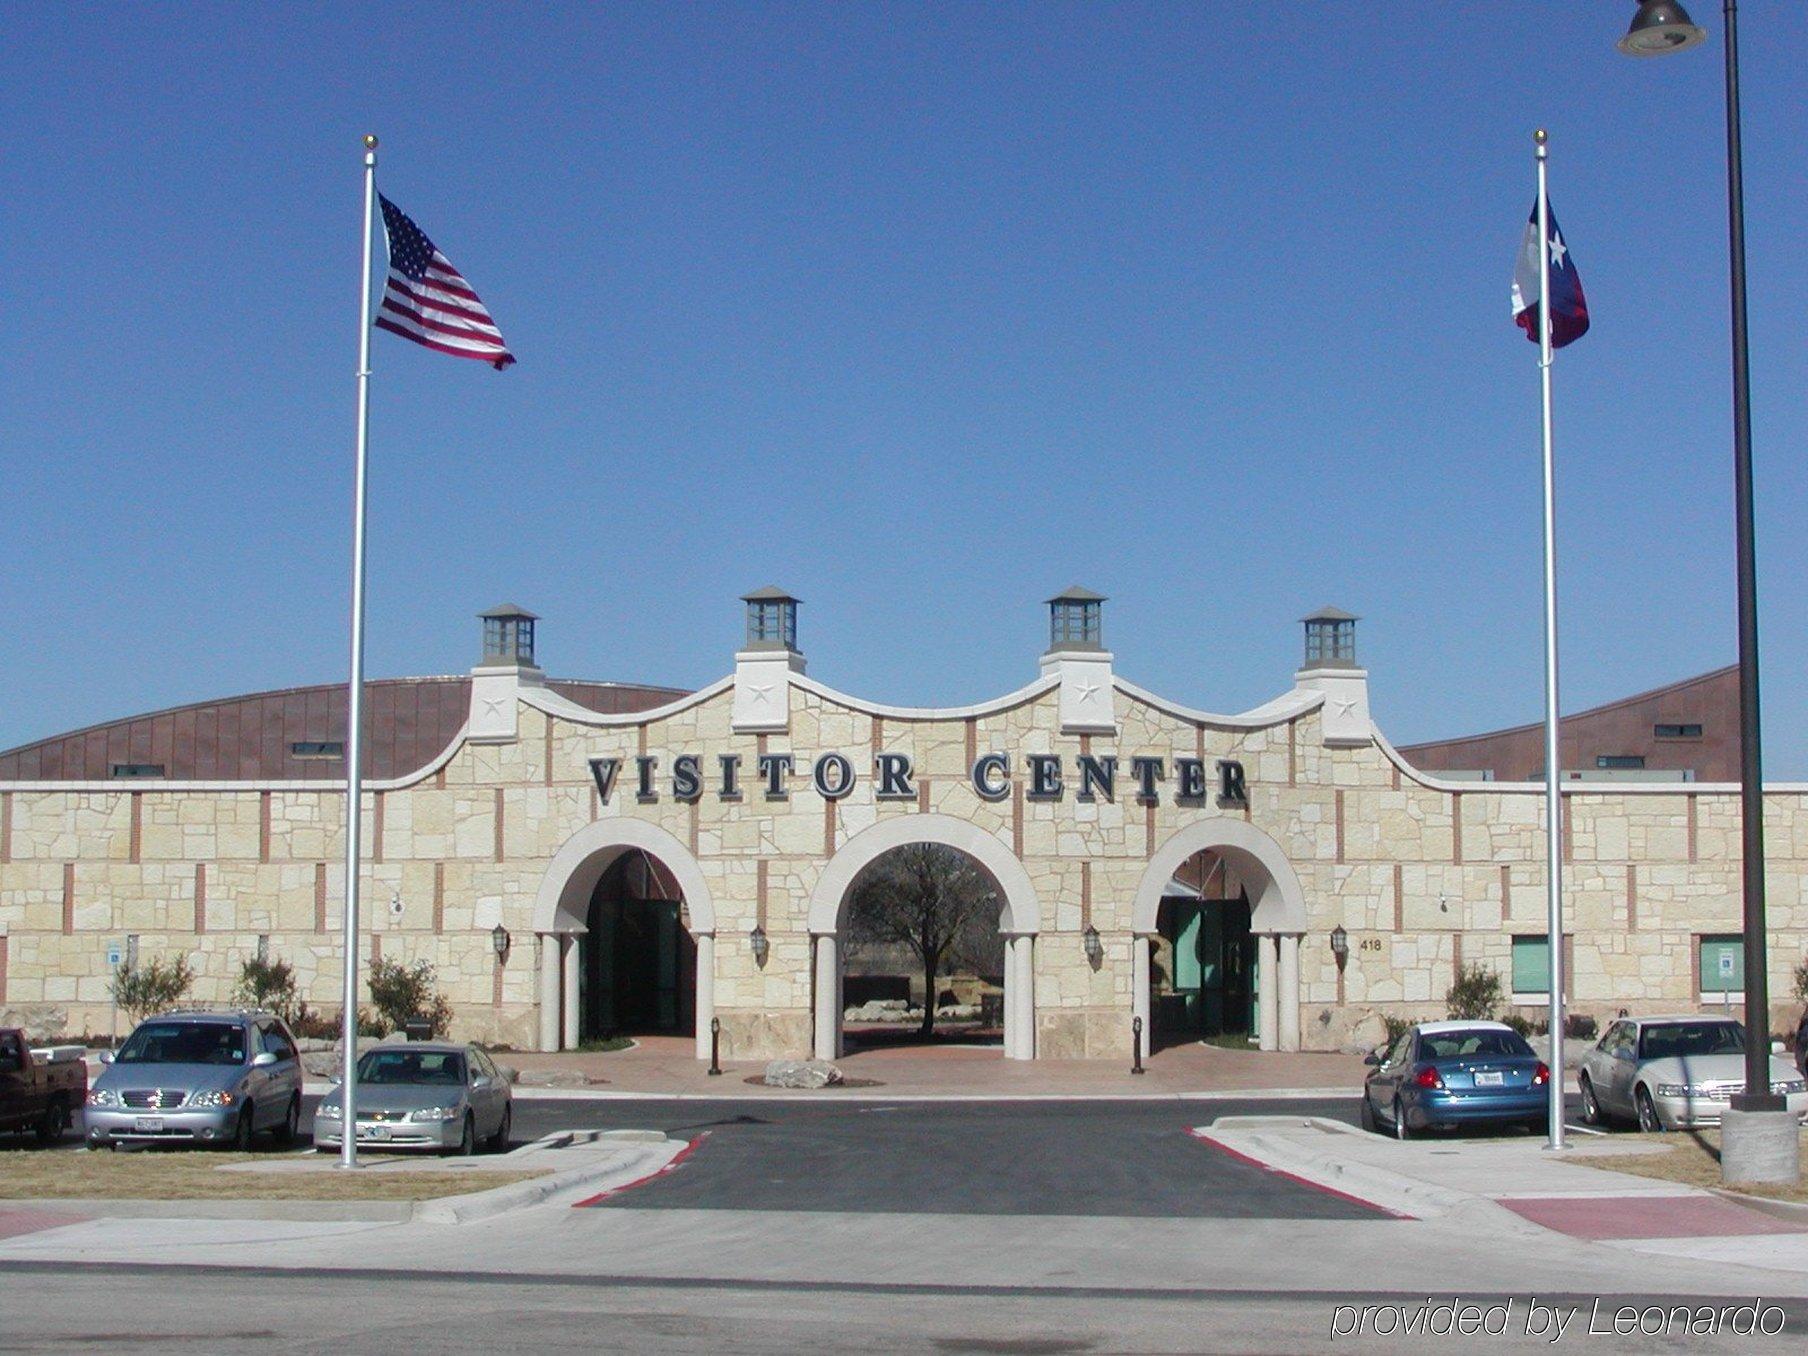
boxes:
[4,3,1806,773]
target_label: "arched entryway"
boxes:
[806,814,1043,1061]
[1132,819,1307,1055]
[580,850,695,1041]
[1151,849,1256,1052]
[533,819,717,1057]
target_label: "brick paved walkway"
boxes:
[499,1033,1364,1097]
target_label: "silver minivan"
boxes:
[86,1009,304,1149]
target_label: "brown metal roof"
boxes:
[0,676,690,783]
[1397,666,1739,782]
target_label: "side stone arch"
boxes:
[531,817,718,1057]
[805,813,1043,1061]
[1130,817,1309,1054]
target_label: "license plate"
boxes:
[356,1124,389,1141]
[133,1116,164,1132]
[1474,1071,1505,1087]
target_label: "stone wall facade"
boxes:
[2,646,1804,1059]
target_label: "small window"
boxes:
[110,763,165,778]
[1699,934,1744,996]
[1511,936,1551,996]
[1596,755,1646,770]
[290,741,345,760]
[1654,723,1703,739]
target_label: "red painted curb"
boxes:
[571,1132,710,1208]
[1187,1128,1416,1221]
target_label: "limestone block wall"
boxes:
[1,672,1805,1057]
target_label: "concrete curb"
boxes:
[412,1138,685,1224]
[0,1198,413,1223]
[1193,1116,1493,1221]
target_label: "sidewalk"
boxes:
[483,1034,1368,1099]
[1199,1113,1808,1279]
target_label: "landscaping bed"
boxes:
[1571,1129,1808,1205]
[0,1147,548,1201]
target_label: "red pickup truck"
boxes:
[0,1029,87,1143]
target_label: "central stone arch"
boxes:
[1130,817,1309,1055]
[533,818,718,1058]
[806,814,1043,1061]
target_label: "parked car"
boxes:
[1796,1009,1808,1082]
[85,1009,304,1149]
[1362,1021,1551,1139]
[313,1043,511,1156]
[0,1029,87,1144]
[1577,1015,1808,1132]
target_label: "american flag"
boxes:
[375,195,515,369]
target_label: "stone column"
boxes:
[835,936,847,1059]
[1257,933,1279,1052]
[693,932,715,1062]
[537,933,560,1052]
[1011,934,1036,1060]
[813,933,839,1061]
[1000,934,1018,1058]
[1132,934,1152,1063]
[561,934,580,1050]
[1278,933,1301,1053]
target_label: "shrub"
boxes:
[1445,963,1503,1021]
[1381,1014,1416,1047]
[1502,1013,1533,1038]
[1792,957,1808,1004]
[1563,1013,1598,1042]
[366,957,453,1037]
[233,955,302,1025]
[112,954,195,1025]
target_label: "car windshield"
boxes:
[1639,1022,1745,1060]
[356,1050,466,1085]
[1418,1029,1534,1060]
[116,1021,245,1065]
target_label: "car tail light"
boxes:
[1532,1062,1551,1087]
[1413,1065,1444,1090]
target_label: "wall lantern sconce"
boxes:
[750,924,770,967]
[1083,925,1103,965]
[1330,925,1349,970]
[491,924,511,963]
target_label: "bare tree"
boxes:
[845,844,1003,1035]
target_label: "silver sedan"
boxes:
[313,1042,512,1155]
[1578,1015,1808,1132]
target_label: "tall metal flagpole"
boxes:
[339,132,379,1169]
[1534,128,1566,1151]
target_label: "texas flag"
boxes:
[1512,200,1590,348]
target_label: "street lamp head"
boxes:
[1617,1,1707,57]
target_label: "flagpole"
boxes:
[339,132,379,1169]
[1534,128,1566,1151]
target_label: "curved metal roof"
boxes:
[0,676,690,782]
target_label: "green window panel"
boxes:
[1511,936,1550,995]
[1699,935,1744,994]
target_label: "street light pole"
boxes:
[1617,1,1791,1178]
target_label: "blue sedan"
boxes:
[1362,1021,1551,1138]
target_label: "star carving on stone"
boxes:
[1075,680,1100,702]
[1333,697,1358,716]
[481,696,507,717]
[749,682,775,705]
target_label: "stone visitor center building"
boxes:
[1,592,1803,1061]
